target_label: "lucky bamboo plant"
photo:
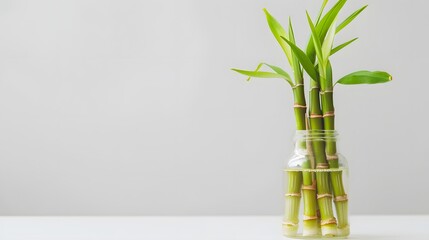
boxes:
[232,0,392,238]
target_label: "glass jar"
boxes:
[283,130,349,238]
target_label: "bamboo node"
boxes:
[310,114,323,119]
[334,194,348,202]
[293,104,307,109]
[303,215,318,221]
[317,193,333,199]
[292,84,304,89]
[320,90,334,95]
[285,193,301,197]
[316,163,329,169]
[323,112,335,118]
[302,185,316,191]
[326,154,339,161]
[321,218,337,226]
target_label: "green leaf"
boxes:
[288,17,296,44]
[231,69,285,80]
[331,37,358,56]
[321,17,337,62]
[336,5,368,33]
[281,36,318,81]
[336,71,393,85]
[263,9,293,66]
[306,12,324,68]
[306,0,347,62]
[326,61,333,84]
[247,63,264,81]
[262,63,293,82]
[288,18,303,80]
[316,0,329,25]
[317,0,347,37]
[231,63,294,86]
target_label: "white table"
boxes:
[0,216,427,240]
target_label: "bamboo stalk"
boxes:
[320,65,349,236]
[301,160,319,236]
[308,79,337,237]
[283,83,308,236]
[293,84,320,236]
[283,170,302,236]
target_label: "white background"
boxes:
[0,0,427,215]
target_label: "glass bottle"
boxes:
[283,130,349,238]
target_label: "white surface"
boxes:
[0,0,428,216]
[0,216,428,240]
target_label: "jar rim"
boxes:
[294,130,339,141]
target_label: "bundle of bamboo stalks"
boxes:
[232,0,392,237]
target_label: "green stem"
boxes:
[301,160,319,236]
[283,171,302,236]
[321,89,349,236]
[293,83,320,236]
[320,62,349,236]
[308,79,337,237]
[283,84,307,237]
[293,85,307,131]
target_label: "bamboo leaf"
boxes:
[331,37,358,56]
[289,18,303,80]
[231,63,294,86]
[336,71,392,85]
[288,17,296,44]
[263,63,293,82]
[317,0,347,37]
[321,18,337,62]
[336,5,368,33]
[247,63,264,81]
[232,69,285,79]
[281,36,318,81]
[263,9,293,66]
[306,0,347,62]
[306,12,324,67]
[326,61,333,84]
[316,0,329,25]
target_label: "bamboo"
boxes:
[233,2,392,238]
[301,160,319,236]
[283,77,311,236]
[293,83,320,236]
[283,170,302,236]
[308,79,337,237]
[285,17,320,236]
[321,64,349,236]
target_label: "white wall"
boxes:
[0,0,427,215]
